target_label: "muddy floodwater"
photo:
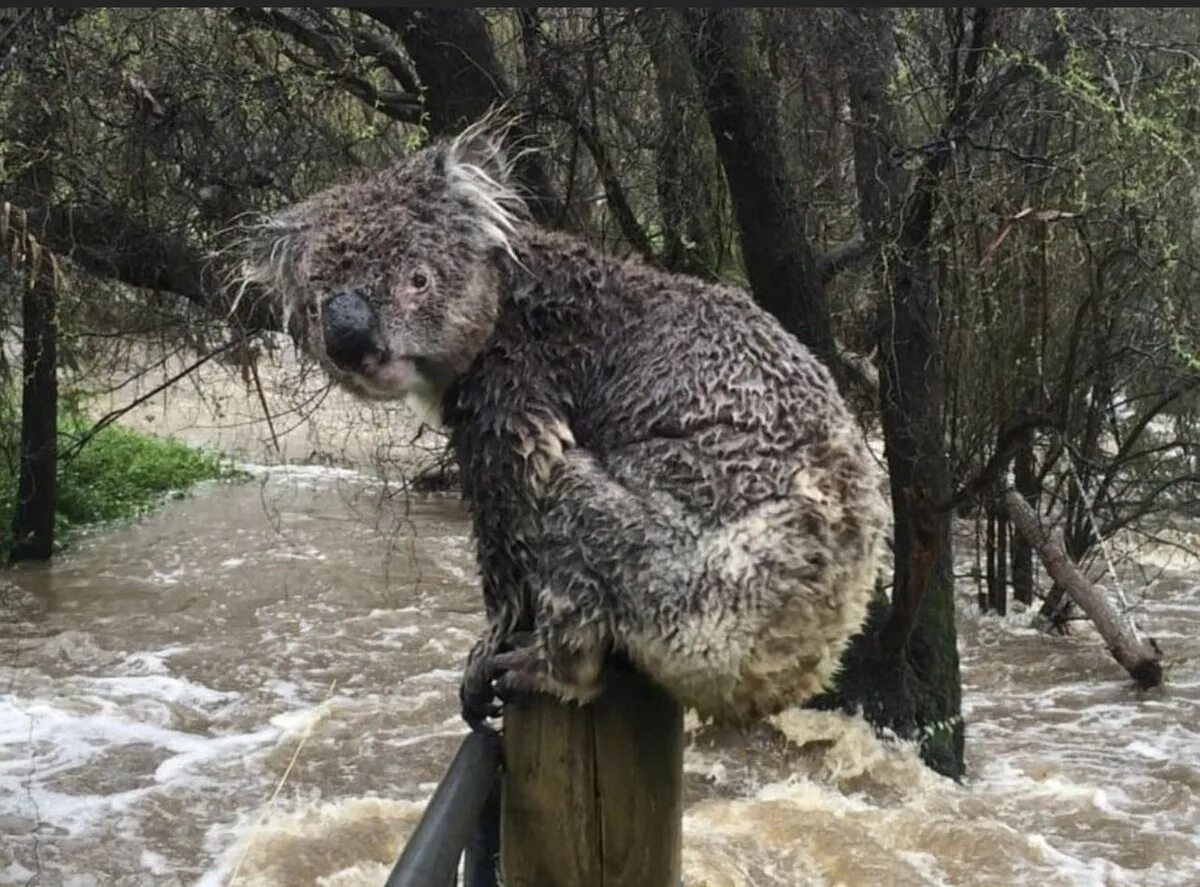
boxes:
[2,461,1199,886]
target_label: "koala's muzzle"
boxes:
[322,289,388,372]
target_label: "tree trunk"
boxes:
[7,9,64,563]
[359,8,565,228]
[9,272,58,562]
[679,8,837,375]
[809,256,964,779]
[637,8,721,279]
[1011,440,1037,604]
[1004,489,1163,688]
[992,507,1008,616]
[807,7,965,779]
[873,256,965,778]
[984,508,996,613]
[1033,582,1072,634]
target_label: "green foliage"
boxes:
[1,390,241,559]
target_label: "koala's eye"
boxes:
[409,268,430,292]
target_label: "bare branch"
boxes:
[232,8,422,124]
[816,235,868,283]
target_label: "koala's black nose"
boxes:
[322,289,386,371]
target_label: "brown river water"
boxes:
[2,352,1199,887]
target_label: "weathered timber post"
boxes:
[501,659,683,886]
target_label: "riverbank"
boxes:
[1,390,240,561]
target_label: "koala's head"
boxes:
[235,118,526,406]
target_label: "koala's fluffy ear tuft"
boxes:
[447,111,515,183]
[442,107,530,256]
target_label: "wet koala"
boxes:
[238,119,891,732]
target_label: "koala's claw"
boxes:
[460,642,502,733]
[487,647,545,701]
[459,677,499,735]
[459,635,546,731]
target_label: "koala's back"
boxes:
[458,231,889,721]
[551,243,866,522]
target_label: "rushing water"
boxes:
[1,464,1198,887]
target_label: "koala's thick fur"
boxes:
[237,118,890,729]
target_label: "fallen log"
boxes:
[1003,489,1163,689]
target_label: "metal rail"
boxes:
[384,731,502,887]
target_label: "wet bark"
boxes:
[679,8,837,375]
[990,506,1008,616]
[805,7,973,779]
[984,509,997,611]
[1033,582,1072,634]
[871,255,965,778]
[10,273,58,562]
[637,9,721,279]
[1011,441,1037,604]
[7,10,67,563]
[1004,490,1163,688]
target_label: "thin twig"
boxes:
[60,339,241,464]
[249,355,281,456]
[227,679,339,886]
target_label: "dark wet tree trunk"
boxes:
[870,251,965,778]
[1009,144,1050,608]
[679,8,838,375]
[637,8,722,280]
[1011,441,1037,605]
[10,274,58,562]
[806,7,996,779]
[984,510,997,611]
[359,9,501,136]
[991,506,1008,616]
[7,10,67,562]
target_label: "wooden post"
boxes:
[500,659,683,887]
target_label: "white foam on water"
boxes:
[139,849,173,876]
[196,795,425,887]
[5,459,1199,886]
[237,463,379,485]
[1,861,38,885]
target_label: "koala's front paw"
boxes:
[489,643,550,702]
[459,631,538,733]
[459,674,501,735]
[460,638,503,735]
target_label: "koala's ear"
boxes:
[442,109,528,254]
[445,112,516,187]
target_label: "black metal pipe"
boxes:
[384,731,502,887]
[462,775,501,887]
